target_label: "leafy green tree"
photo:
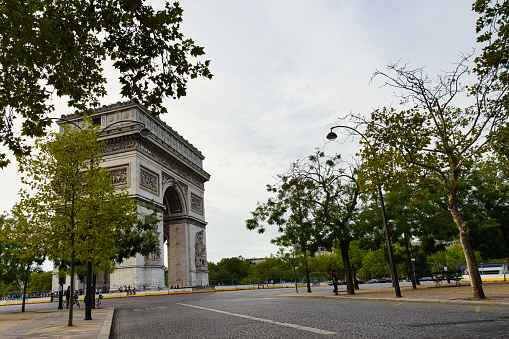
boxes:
[307,253,340,281]
[384,182,458,286]
[8,122,157,325]
[246,257,294,284]
[295,151,361,294]
[458,170,509,259]
[248,150,362,294]
[473,1,509,185]
[358,249,390,281]
[0,0,212,168]
[0,214,44,312]
[474,0,509,90]
[247,173,319,293]
[28,271,52,293]
[358,55,508,299]
[212,257,251,285]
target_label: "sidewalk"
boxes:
[281,281,509,307]
[0,307,114,338]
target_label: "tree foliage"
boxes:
[0,214,44,311]
[247,149,361,294]
[356,56,508,299]
[208,257,251,284]
[7,121,158,324]
[473,1,509,180]
[458,170,509,258]
[474,0,509,87]
[0,0,212,167]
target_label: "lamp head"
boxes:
[326,131,337,141]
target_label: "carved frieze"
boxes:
[191,194,203,215]
[101,138,208,189]
[109,165,129,187]
[136,141,206,189]
[140,167,159,195]
[195,231,207,269]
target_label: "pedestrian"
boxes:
[65,286,70,308]
[332,270,339,295]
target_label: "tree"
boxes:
[0,214,44,312]
[212,258,251,285]
[28,271,52,293]
[247,172,319,293]
[458,170,509,259]
[358,57,508,299]
[474,0,509,89]
[0,0,212,168]
[247,150,361,294]
[293,151,361,295]
[474,1,509,189]
[8,122,157,325]
[358,249,390,281]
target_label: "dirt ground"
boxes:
[0,311,58,330]
[361,280,509,295]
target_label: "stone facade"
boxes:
[51,101,210,291]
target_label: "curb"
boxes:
[280,293,509,307]
[98,307,115,339]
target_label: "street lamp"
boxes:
[50,116,151,320]
[326,125,402,298]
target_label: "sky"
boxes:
[0,1,482,268]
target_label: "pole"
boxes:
[378,185,402,297]
[58,282,64,309]
[84,260,92,320]
[326,126,401,297]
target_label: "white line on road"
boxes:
[177,303,336,335]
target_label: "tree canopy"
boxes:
[0,0,212,167]
[247,150,361,294]
[0,214,44,311]
[7,121,158,324]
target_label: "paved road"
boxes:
[109,285,509,338]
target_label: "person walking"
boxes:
[65,286,70,308]
[332,270,339,295]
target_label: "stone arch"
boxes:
[163,184,187,216]
[52,102,210,292]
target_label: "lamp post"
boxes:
[326,125,402,298]
[50,117,151,320]
[411,257,418,286]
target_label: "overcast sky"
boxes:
[0,1,481,268]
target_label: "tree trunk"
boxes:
[68,249,75,326]
[21,280,27,312]
[305,266,311,293]
[403,232,417,289]
[450,202,485,299]
[85,260,92,319]
[339,241,355,295]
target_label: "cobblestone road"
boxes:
[109,286,509,338]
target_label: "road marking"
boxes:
[177,303,336,335]
[134,306,167,312]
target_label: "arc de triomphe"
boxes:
[51,101,210,290]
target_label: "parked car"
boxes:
[366,279,379,284]
[419,276,433,281]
